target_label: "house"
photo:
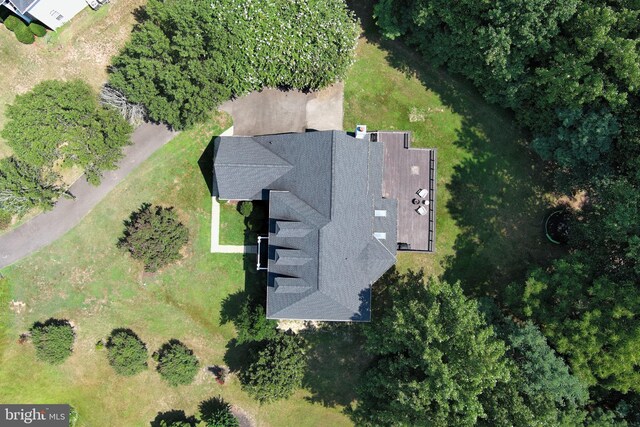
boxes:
[1,0,91,30]
[213,130,436,321]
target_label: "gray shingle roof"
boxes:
[214,131,397,321]
[6,0,38,14]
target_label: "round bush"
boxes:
[199,397,239,427]
[106,328,148,376]
[14,23,35,44]
[4,15,21,32]
[30,319,75,364]
[118,204,189,272]
[28,22,46,37]
[155,340,199,386]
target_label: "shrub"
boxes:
[155,340,199,386]
[0,210,11,230]
[4,15,21,32]
[240,333,307,403]
[14,21,35,44]
[68,405,79,427]
[118,204,189,272]
[233,299,278,344]
[30,319,75,364]
[106,328,148,376]
[238,201,253,218]
[28,22,46,37]
[199,397,239,427]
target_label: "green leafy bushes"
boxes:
[28,22,46,37]
[238,201,253,218]
[118,204,189,272]
[0,210,12,230]
[199,397,239,427]
[106,328,148,376]
[30,319,75,364]
[3,15,20,31]
[233,299,278,344]
[154,340,199,386]
[13,20,34,44]
[240,332,307,403]
[109,0,359,129]
[0,157,62,216]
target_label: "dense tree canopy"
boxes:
[354,271,509,426]
[108,0,358,129]
[2,80,132,185]
[373,0,640,412]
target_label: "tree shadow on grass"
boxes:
[299,323,370,408]
[149,410,197,427]
[346,0,564,300]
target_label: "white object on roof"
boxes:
[374,209,387,217]
[355,124,367,139]
[373,232,387,240]
[416,206,428,216]
[417,188,428,198]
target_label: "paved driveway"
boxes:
[220,83,344,136]
[0,123,178,269]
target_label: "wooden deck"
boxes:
[374,131,436,252]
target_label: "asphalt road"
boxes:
[0,123,178,269]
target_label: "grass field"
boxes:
[344,3,561,296]
[0,0,145,158]
[0,3,556,426]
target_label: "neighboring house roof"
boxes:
[214,131,397,321]
[5,0,38,14]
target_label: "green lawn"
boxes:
[344,18,560,295]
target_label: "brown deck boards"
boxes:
[377,131,436,252]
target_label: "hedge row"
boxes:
[2,12,46,44]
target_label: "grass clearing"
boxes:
[344,3,561,295]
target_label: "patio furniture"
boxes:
[416,206,428,216]
[417,188,428,198]
[421,200,430,206]
[412,198,420,205]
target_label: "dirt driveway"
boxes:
[219,82,344,136]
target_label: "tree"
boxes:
[353,270,509,426]
[0,157,62,216]
[108,0,358,129]
[106,328,148,376]
[238,201,253,218]
[233,299,278,344]
[155,340,199,386]
[478,313,589,426]
[199,397,239,427]
[240,332,307,403]
[30,318,75,365]
[1,80,132,184]
[118,204,189,272]
[507,255,640,393]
